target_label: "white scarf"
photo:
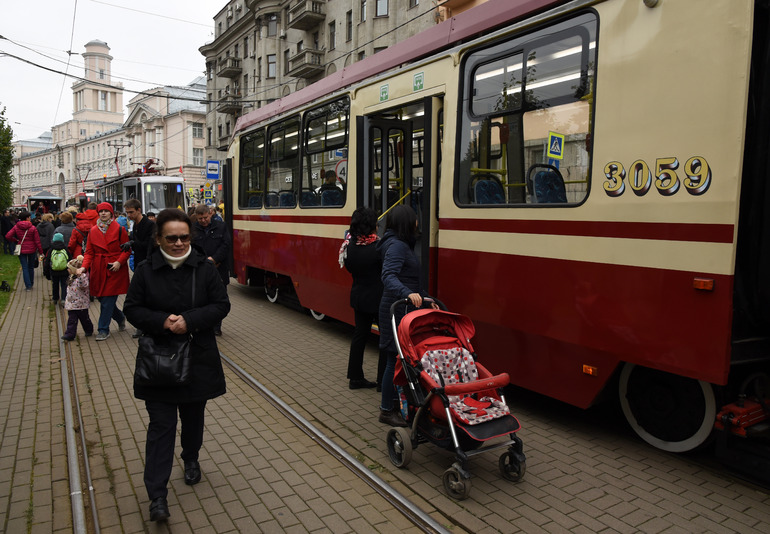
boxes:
[159,247,192,269]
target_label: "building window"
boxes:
[99,69,105,79]
[329,21,336,51]
[267,54,276,78]
[313,32,319,50]
[376,0,388,17]
[346,11,353,41]
[409,0,419,7]
[99,91,107,111]
[244,73,248,94]
[257,58,262,80]
[284,49,290,74]
[208,127,212,146]
[193,148,204,166]
[267,14,278,37]
[235,44,239,58]
[361,0,367,22]
[244,36,249,57]
[192,122,204,138]
[358,51,365,61]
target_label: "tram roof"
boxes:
[233,0,564,139]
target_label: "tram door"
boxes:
[358,99,434,292]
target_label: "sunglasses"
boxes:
[161,234,191,243]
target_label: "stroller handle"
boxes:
[389,296,447,317]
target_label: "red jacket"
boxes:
[68,209,98,258]
[81,221,131,297]
[5,220,43,255]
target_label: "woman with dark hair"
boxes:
[5,211,43,291]
[341,206,384,390]
[124,208,230,523]
[376,204,431,426]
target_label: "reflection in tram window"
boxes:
[239,129,265,209]
[302,98,349,208]
[456,13,596,206]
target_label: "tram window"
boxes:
[302,98,349,208]
[239,129,265,209]
[456,13,596,207]
[267,117,300,208]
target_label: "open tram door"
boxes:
[357,98,439,295]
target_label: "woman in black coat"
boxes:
[124,208,230,523]
[376,204,431,427]
[343,207,384,390]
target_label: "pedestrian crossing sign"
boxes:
[547,132,565,160]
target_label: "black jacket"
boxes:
[124,247,231,403]
[344,239,383,316]
[192,218,231,285]
[377,230,425,354]
[130,215,156,265]
[44,240,70,280]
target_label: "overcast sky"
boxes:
[0,0,218,142]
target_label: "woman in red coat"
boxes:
[79,202,130,341]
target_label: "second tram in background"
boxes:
[221,0,770,458]
[94,159,188,214]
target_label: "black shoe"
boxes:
[61,335,74,341]
[149,497,169,522]
[184,460,201,485]
[379,408,408,427]
[349,378,377,390]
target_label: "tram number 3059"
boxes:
[603,156,712,197]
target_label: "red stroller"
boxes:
[385,298,526,500]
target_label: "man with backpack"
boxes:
[46,233,70,305]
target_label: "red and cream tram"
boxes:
[223,0,770,453]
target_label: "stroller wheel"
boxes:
[386,427,413,468]
[442,465,472,500]
[499,451,526,482]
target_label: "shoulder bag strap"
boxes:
[19,229,29,245]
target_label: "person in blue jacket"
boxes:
[376,204,431,427]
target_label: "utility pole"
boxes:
[107,140,132,176]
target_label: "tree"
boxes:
[0,107,14,210]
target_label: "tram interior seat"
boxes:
[321,188,344,206]
[470,174,506,204]
[248,194,262,208]
[265,192,279,207]
[301,190,319,206]
[527,164,567,204]
[279,191,296,207]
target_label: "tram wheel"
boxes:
[309,309,326,321]
[499,451,526,482]
[386,427,412,468]
[442,466,472,500]
[264,273,279,303]
[618,363,716,453]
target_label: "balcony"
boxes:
[287,49,324,79]
[217,57,242,79]
[217,92,243,114]
[288,0,326,31]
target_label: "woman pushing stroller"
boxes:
[377,204,436,427]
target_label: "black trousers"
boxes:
[348,309,387,384]
[144,400,207,500]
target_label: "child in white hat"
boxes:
[61,255,94,341]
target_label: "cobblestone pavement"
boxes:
[1,268,769,533]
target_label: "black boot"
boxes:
[184,460,201,485]
[378,408,407,427]
[149,497,169,522]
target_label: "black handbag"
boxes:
[134,269,195,387]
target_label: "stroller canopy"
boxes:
[397,309,476,366]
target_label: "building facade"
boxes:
[198,0,440,162]
[12,41,208,208]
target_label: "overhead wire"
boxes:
[52,0,80,129]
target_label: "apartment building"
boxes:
[198,0,438,161]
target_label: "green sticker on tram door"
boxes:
[414,72,424,92]
[380,84,389,102]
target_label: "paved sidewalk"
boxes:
[2,263,770,534]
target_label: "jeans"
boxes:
[380,352,398,411]
[97,295,125,334]
[144,400,207,500]
[18,253,36,289]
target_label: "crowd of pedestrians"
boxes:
[3,199,232,523]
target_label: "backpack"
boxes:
[51,249,68,271]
